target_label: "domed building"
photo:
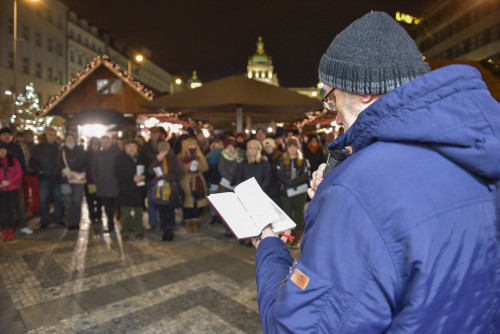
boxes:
[246,37,279,86]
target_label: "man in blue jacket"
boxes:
[253,11,500,333]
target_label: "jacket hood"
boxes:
[331,65,500,181]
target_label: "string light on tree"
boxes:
[12,82,64,133]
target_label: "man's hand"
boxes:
[251,225,292,249]
[307,163,326,199]
[133,174,145,183]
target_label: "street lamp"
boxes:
[170,78,182,94]
[127,53,144,75]
[12,0,40,121]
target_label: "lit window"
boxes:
[97,79,122,94]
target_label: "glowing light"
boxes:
[175,78,182,85]
[276,122,284,127]
[245,129,250,134]
[5,91,12,95]
[331,121,337,126]
[251,129,256,134]
[144,117,160,128]
[202,128,210,138]
[81,124,106,137]
[267,127,273,133]
[317,82,325,89]
[395,11,423,25]
[312,91,318,97]
[135,54,144,62]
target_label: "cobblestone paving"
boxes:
[0,210,272,334]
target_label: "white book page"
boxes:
[269,199,296,232]
[234,178,279,229]
[207,192,260,239]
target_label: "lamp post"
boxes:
[12,0,18,119]
[170,78,182,95]
[11,0,40,123]
[127,54,144,76]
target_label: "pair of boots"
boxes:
[1,229,14,241]
[185,219,200,233]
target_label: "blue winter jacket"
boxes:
[255,65,500,333]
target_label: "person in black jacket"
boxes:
[303,133,326,175]
[234,139,271,192]
[29,128,64,228]
[262,138,283,208]
[114,140,147,240]
[277,137,310,241]
[56,132,86,230]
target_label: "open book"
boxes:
[207,177,296,239]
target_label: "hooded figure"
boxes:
[255,12,500,333]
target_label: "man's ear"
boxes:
[360,94,383,104]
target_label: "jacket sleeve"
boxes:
[197,154,209,173]
[91,153,99,182]
[260,160,272,191]
[255,184,397,333]
[7,157,23,185]
[218,158,232,181]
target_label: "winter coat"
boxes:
[217,150,240,187]
[234,159,271,192]
[0,155,23,192]
[303,143,326,174]
[179,152,209,208]
[263,151,282,199]
[276,157,310,196]
[256,65,500,333]
[148,153,182,205]
[114,152,147,207]
[56,145,85,184]
[29,142,60,181]
[205,147,222,186]
[6,142,26,172]
[92,147,121,198]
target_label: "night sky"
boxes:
[61,0,428,87]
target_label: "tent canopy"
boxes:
[140,75,321,123]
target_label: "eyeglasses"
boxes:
[322,88,337,112]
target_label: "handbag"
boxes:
[169,181,185,208]
[62,150,86,184]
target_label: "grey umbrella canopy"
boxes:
[140,75,321,129]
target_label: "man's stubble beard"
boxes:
[340,92,365,131]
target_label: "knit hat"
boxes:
[262,138,276,149]
[224,137,236,147]
[124,138,138,146]
[157,141,170,152]
[0,127,13,135]
[318,11,430,95]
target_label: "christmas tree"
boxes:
[12,83,64,133]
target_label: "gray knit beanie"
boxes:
[318,11,430,95]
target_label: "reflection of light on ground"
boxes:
[68,200,91,292]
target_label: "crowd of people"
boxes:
[0,124,333,243]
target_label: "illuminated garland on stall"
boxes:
[295,109,332,128]
[38,55,154,117]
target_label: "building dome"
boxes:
[249,36,272,65]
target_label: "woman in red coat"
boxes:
[0,142,23,241]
